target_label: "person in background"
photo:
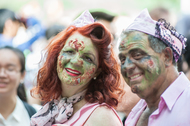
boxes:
[175,14,190,76]
[0,46,36,126]
[25,24,66,108]
[0,8,45,52]
[0,9,21,46]
[30,10,123,126]
[118,9,190,126]
[149,6,170,21]
[90,11,116,38]
[182,32,190,80]
[45,24,66,42]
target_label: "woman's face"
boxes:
[0,49,24,96]
[57,32,100,87]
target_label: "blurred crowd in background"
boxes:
[0,0,190,124]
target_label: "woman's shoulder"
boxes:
[84,103,122,126]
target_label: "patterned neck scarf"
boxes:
[30,90,86,126]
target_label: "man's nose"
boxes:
[121,57,136,74]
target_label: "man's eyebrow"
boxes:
[128,48,146,54]
[128,48,139,54]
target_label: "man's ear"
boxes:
[163,47,173,67]
[94,68,102,78]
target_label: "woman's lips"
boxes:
[65,68,81,76]
[0,82,7,88]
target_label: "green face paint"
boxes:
[57,32,99,86]
[118,31,165,96]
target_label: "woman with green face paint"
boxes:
[30,11,123,126]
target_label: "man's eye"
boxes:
[133,53,143,60]
[119,56,126,65]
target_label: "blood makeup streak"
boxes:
[59,55,63,69]
[72,66,95,85]
[148,59,154,68]
[69,39,85,51]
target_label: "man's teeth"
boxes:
[67,69,80,74]
[131,74,141,79]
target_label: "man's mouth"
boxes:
[65,68,81,76]
[129,73,142,81]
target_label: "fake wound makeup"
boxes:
[69,39,85,51]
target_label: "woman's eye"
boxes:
[65,50,74,54]
[8,68,14,71]
[85,56,92,62]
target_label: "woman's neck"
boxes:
[0,95,17,119]
[61,84,88,97]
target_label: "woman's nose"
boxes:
[70,55,83,66]
[0,68,7,77]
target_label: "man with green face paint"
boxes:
[118,9,190,126]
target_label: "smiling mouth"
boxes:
[0,82,7,88]
[65,68,81,76]
[129,73,142,81]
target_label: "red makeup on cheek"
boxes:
[87,67,95,79]
[148,59,154,68]
[58,55,63,68]
[90,68,95,74]
[81,67,95,82]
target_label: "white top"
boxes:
[0,97,30,126]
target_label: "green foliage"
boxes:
[0,0,181,14]
[0,0,31,12]
[136,0,180,12]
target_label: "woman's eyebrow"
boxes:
[6,64,17,67]
[62,46,71,49]
[84,52,95,61]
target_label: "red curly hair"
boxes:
[31,22,122,108]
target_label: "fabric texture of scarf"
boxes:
[30,90,86,126]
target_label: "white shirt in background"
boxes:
[0,97,30,126]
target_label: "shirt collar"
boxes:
[161,72,189,110]
[12,97,25,122]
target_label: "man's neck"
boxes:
[146,66,179,109]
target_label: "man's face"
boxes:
[118,31,166,97]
